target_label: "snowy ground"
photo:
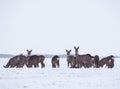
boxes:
[0,57,120,89]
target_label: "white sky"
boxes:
[0,0,120,55]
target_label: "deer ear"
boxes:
[74,46,76,49]
[77,46,79,49]
[30,50,32,52]
[70,50,71,52]
[66,49,68,52]
[26,49,29,52]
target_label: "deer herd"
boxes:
[3,46,114,69]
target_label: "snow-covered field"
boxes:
[0,57,120,89]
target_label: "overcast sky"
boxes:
[0,0,120,56]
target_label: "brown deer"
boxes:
[26,50,45,68]
[4,54,26,68]
[25,49,32,66]
[51,55,60,68]
[93,55,100,68]
[27,55,45,68]
[99,55,114,68]
[74,46,93,68]
[66,49,75,68]
[26,49,32,56]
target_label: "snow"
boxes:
[0,57,120,89]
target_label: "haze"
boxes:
[0,0,120,56]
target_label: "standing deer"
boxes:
[26,49,32,56]
[74,46,93,68]
[26,49,45,68]
[66,49,75,68]
[27,55,45,68]
[25,49,32,66]
[93,55,100,68]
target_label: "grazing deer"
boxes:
[99,55,114,68]
[51,55,60,68]
[4,54,26,68]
